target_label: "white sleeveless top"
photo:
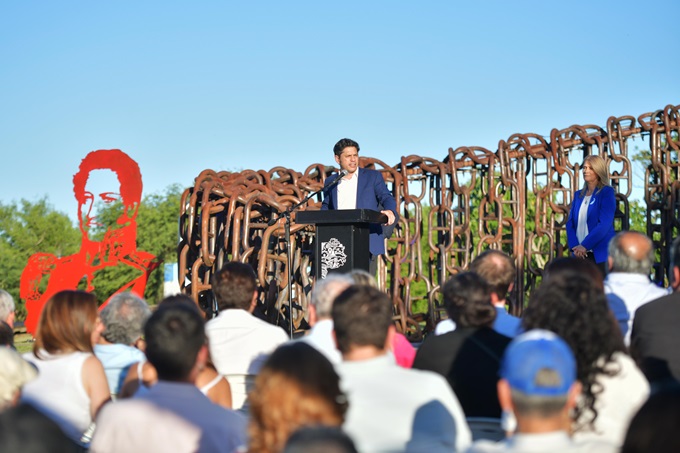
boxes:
[22,350,92,439]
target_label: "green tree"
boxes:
[0,199,80,318]
[89,185,182,304]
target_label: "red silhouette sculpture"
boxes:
[21,149,157,334]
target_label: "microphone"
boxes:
[323,169,348,193]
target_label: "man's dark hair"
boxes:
[144,304,206,381]
[442,272,496,328]
[333,138,360,157]
[212,262,257,311]
[470,250,516,299]
[331,285,392,354]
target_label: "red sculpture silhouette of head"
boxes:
[72,150,142,240]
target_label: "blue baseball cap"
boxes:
[500,329,576,396]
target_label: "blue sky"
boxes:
[1,1,678,220]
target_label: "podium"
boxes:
[296,209,387,279]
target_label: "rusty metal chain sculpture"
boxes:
[179,104,679,339]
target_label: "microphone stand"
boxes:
[278,171,346,339]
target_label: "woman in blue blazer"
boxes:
[566,155,616,274]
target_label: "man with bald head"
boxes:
[604,231,668,344]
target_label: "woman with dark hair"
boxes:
[412,272,512,417]
[21,290,110,443]
[565,154,616,275]
[523,271,648,447]
[543,257,626,337]
[248,342,348,453]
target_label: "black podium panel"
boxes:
[296,209,387,279]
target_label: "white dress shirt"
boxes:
[336,170,359,210]
[604,272,670,344]
[205,309,289,411]
[338,353,471,452]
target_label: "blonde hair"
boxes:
[580,155,609,196]
[34,290,99,358]
[248,343,347,453]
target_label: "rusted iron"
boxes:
[179,104,680,339]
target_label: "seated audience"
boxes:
[0,347,38,410]
[119,294,232,408]
[604,231,668,343]
[470,250,521,338]
[90,303,246,453]
[206,262,288,411]
[413,272,511,418]
[333,285,471,452]
[631,236,680,386]
[248,342,348,453]
[467,330,617,453]
[284,426,358,453]
[21,290,110,443]
[348,269,416,368]
[0,289,16,328]
[621,384,680,453]
[523,270,649,447]
[94,292,149,397]
[298,274,353,364]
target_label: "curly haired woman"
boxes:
[523,268,648,447]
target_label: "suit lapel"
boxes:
[356,168,367,208]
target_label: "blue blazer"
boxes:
[321,168,398,256]
[566,185,616,264]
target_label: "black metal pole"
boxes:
[284,210,294,339]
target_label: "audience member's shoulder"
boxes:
[636,290,677,316]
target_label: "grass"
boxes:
[14,333,33,354]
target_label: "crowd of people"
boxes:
[3,133,673,453]
[2,232,680,451]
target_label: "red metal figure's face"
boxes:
[78,169,127,240]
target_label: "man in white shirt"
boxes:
[297,274,353,364]
[333,285,471,452]
[205,261,288,411]
[467,330,617,453]
[604,231,668,344]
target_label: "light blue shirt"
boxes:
[94,343,146,396]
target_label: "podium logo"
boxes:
[320,238,347,279]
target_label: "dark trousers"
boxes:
[585,252,607,279]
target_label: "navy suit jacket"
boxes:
[566,185,616,263]
[320,168,398,256]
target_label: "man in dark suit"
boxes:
[321,138,398,273]
[631,235,680,386]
